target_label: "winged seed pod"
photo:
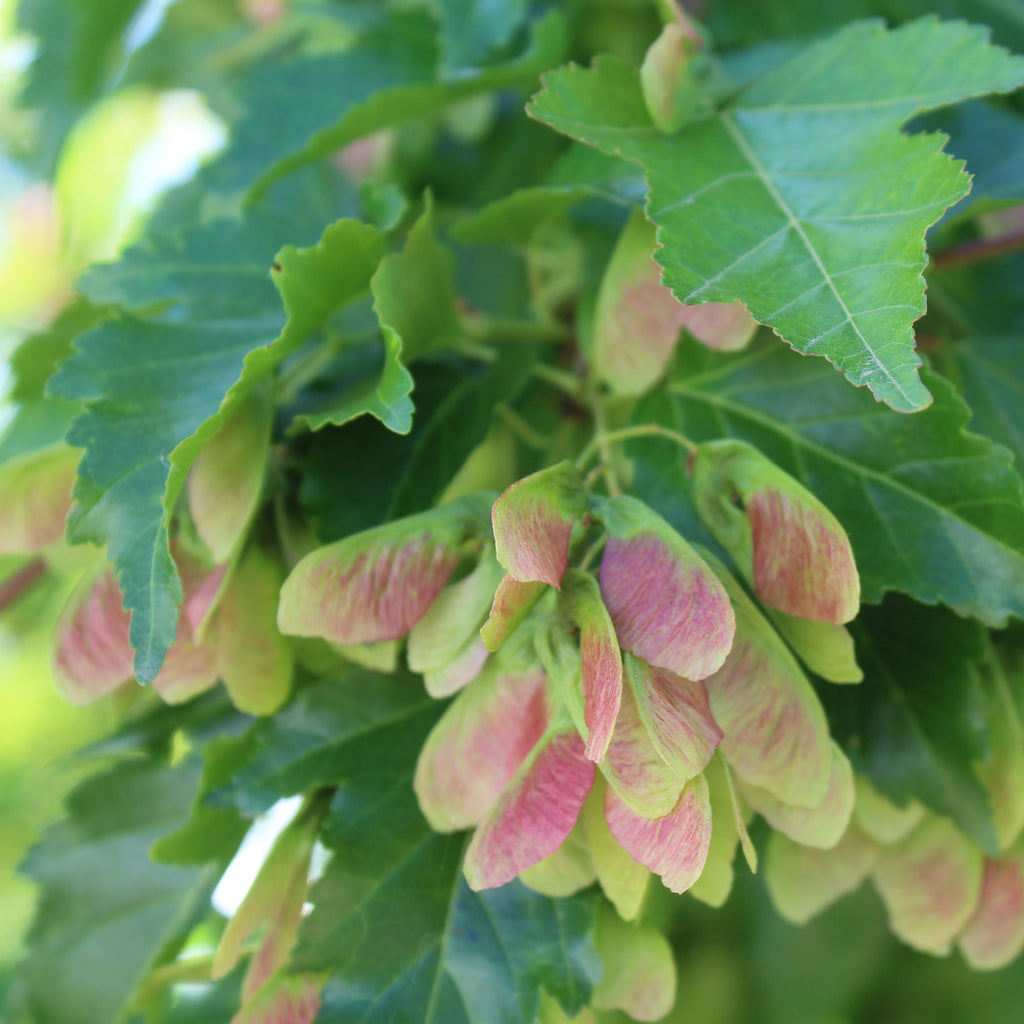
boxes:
[957,844,1024,969]
[277,493,492,644]
[594,494,735,680]
[560,568,623,762]
[52,553,224,705]
[0,443,78,555]
[592,211,756,396]
[639,20,702,134]
[491,461,587,588]
[692,439,860,623]
[479,574,547,651]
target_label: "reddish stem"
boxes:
[0,558,47,615]
[932,227,1024,271]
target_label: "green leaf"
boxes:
[946,336,1024,471]
[208,7,567,203]
[15,0,145,170]
[297,204,456,435]
[919,100,1024,223]
[209,672,441,817]
[432,0,531,71]
[49,202,385,682]
[150,734,253,867]
[291,730,599,1024]
[826,595,995,851]
[707,0,1024,56]
[631,337,1024,627]
[528,18,1024,410]
[19,757,217,1024]
[451,186,592,246]
[388,345,535,516]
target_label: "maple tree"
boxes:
[4,0,1024,1021]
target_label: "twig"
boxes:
[0,558,46,615]
[932,226,1024,271]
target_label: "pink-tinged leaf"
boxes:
[0,444,78,554]
[677,301,757,353]
[52,568,134,704]
[561,569,623,762]
[480,574,547,652]
[492,461,586,588]
[741,741,855,850]
[625,652,722,784]
[604,774,712,894]
[601,678,685,818]
[958,847,1024,970]
[872,814,984,955]
[414,666,549,831]
[765,825,880,925]
[853,775,926,844]
[464,725,595,890]
[188,391,271,563]
[592,904,676,1023]
[408,547,504,675]
[215,547,293,716]
[596,495,735,680]
[519,818,596,897]
[231,974,324,1024]
[423,635,490,698]
[703,568,832,809]
[278,494,490,644]
[693,439,859,624]
[689,754,741,908]
[214,804,319,980]
[767,610,862,684]
[580,776,649,920]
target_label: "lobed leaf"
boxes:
[50,207,386,681]
[529,18,1024,409]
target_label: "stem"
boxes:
[496,405,550,450]
[578,534,607,573]
[591,399,621,497]
[531,362,584,399]
[932,226,1024,271]
[462,314,570,344]
[576,423,697,472]
[0,558,46,615]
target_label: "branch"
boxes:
[0,558,46,615]
[932,226,1024,271]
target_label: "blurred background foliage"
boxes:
[3,1,1024,1021]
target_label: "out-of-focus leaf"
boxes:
[19,757,217,1024]
[947,336,1024,471]
[207,7,567,202]
[432,0,530,71]
[150,734,252,866]
[828,596,996,851]
[15,0,145,170]
[529,19,1024,410]
[209,672,440,816]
